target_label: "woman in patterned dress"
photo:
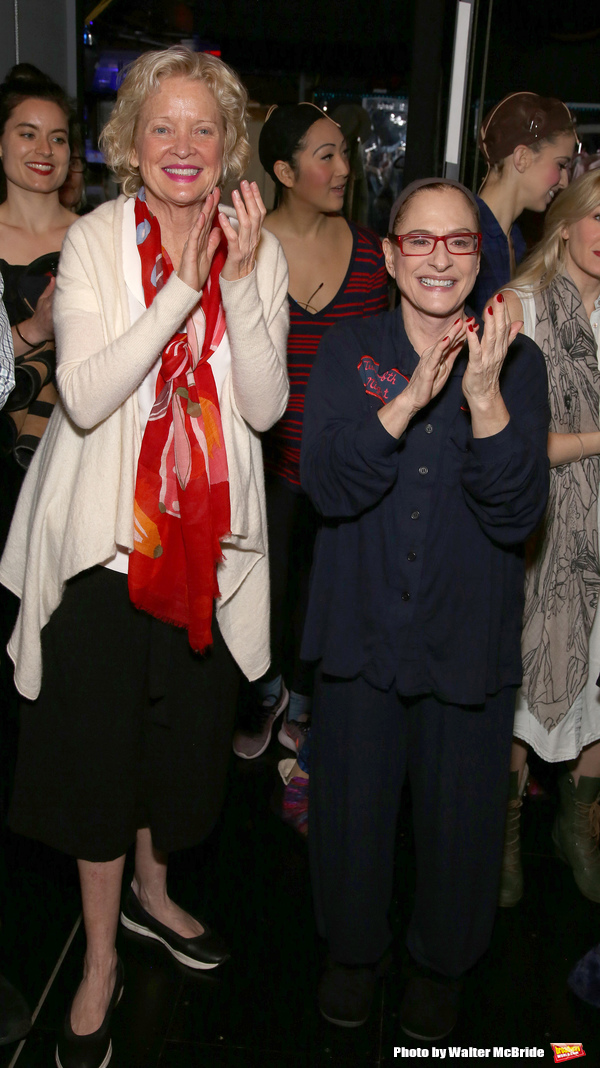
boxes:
[500,169,600,906]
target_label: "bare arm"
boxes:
[548,431,600,468]
[501,289,600,467]
[501,288,526,334]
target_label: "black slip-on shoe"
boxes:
[120,886,230,970]
[400,972,462,1041]
[55,957,124,1068]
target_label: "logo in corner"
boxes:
[551,1044,586,1063]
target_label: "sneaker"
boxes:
[400,972,462,1040]
[277,715,310,754]
[232,684,289,759]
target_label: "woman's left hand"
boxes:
[462,294,522,405]
[462,294,522,437]
[219,180,267,281]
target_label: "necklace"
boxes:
[297,282,324,313]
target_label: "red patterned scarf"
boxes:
[128,188,230,651]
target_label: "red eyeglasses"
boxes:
[387,232,482,256]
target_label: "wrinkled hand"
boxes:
[462,294,522,407]
[178,188,222,292]
[405,317,468,413]
[219,180,266,281]
[27,275,56,344]
[379,317,469,439]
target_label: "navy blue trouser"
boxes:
[309,675,516,977]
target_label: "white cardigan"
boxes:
[0,195,289,699]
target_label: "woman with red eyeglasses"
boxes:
[300,177,550,1039]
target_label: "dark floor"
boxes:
[0,745,598,1068]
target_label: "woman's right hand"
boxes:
[378,318,468,440]
[178,188,223,292]
[23,275,56,346]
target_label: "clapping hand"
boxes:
[378,317,469,440]
[462,294,522,437]
[178,188,223,293]
[219,180,267,281]
[462,294,522,406]
[405,317,469,415]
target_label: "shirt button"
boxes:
[407,551,417,562]
[419,465,429,475]
[401,591,411,601]
[425,423,433,434]
[411,510,420,520]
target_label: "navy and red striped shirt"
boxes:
[263,221,389,489]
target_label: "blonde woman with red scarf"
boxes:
[0,47,288,1068]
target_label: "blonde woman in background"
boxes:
[500,169,600,907]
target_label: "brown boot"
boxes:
[552,773,600,903]
[498,764,528,907]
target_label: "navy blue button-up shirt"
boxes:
[300,306,550,705]
[469,196,527,317]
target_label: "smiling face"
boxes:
[285,117,350,210]
[519,132,576,211]
[383,187,480,320]
[562,204,600,293]
[131,75,225,215]
[0,98,70,195]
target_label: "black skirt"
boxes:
[9,566,239,862]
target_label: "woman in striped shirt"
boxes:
[232,103,389,762]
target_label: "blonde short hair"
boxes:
[512,170,600,293]
[100,46,250,196]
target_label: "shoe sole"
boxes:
[277,724,300,753]
[233,686,290,760]
[319,1008,368,1028]
[498,893,523,908]
[120,914,225,969]
[401,1021,456,1041]
[56,1039,112,1068]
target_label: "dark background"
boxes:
[81,0,600,197]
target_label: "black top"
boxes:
[300,306,550,705]
[468,197,527,317]
[0,253,60,326]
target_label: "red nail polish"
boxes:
[454,318,461,325]
[467,316,475,322]
[496,293,504,303]
[487,306,493,315]
[468,324,474,332]
[442,336,449,342]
